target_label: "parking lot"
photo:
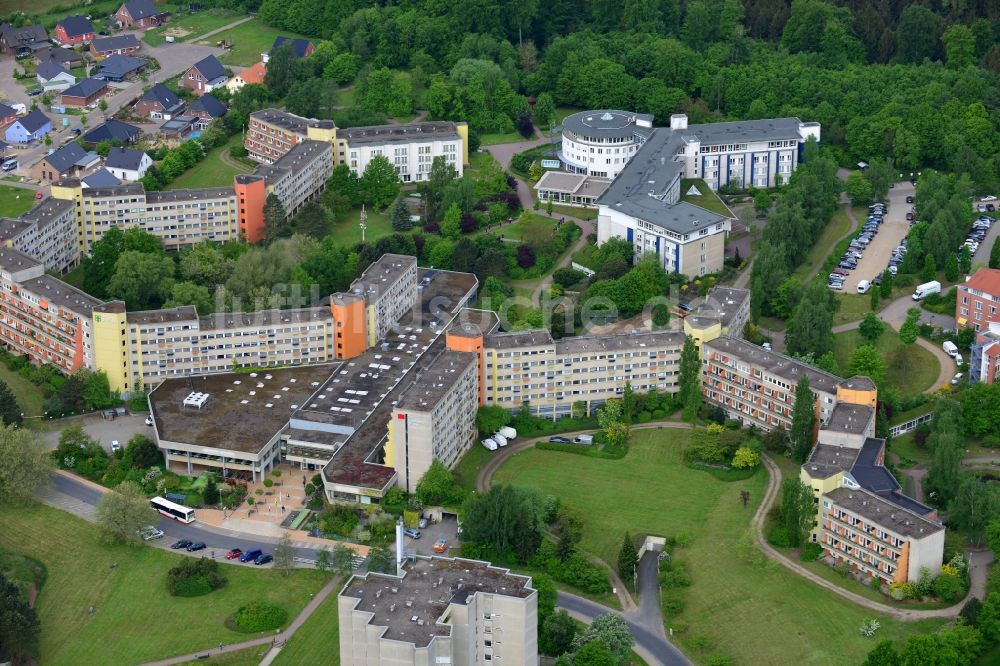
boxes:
[42,412,151,454]
[402,514,459,557]
[843,182,915,293]
[973,197,1000,266]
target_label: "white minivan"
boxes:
[857,280,871,294]
[942,341,958,357]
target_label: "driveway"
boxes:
[972,198,1000,267]
[42,412,150,454]
[844,182,914,293]
[403,514,458,557]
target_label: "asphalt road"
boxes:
[558,591,692,666]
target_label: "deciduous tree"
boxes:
[273,532,294,576]
[789,375,816,462]
[0,380,22,426]
[95,480,152,543]
[0,425,52,505]
[779,478,814,548]
[359,155,400,209]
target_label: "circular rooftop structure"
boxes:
[563,110,643,140]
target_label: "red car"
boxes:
[34,190,42,200]
[225,548,243,560]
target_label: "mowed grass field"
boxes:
[204,19,310,67]
[143,9,243,46]
[0,185,39,217]
[167,134,249,190]
[0,361,47,416]
[492,429,947,665]
[833,328,939,394]
[0,504,328,666]
[270,586,341,665]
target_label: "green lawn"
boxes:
[832,329,939,394]
[680,179,733,218]
[180,646,267,665]
[204,19,310,67]
[492,430,946,665]
[792,207,861,280]
[0,503,329,666]
[143,9,243,46]
[167,135,250,191]
[327,205,393,247]
[551,203,597,221]
[551,106,583,129]
[467,150,497,173]
[270,584,342,666]
[834,293,876,325]
[0,185,38,217]
[481,211,555,243]
[481,130,533,146]
[0,361,47,417]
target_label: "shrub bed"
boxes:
[167,558,227,597]
[232,601,289,632]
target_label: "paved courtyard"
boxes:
[42,413,150,453]
[843,182,915,292]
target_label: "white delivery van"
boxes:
[857,280,871,294]
[574,434,594,445]
[912,280,941,300]
[942,341,958,357]
[498,426,517,440]
[492,433,508,447]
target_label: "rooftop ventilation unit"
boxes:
[182,392,209,409]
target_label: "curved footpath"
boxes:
[754,455,991,620]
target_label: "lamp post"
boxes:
[359,204,367,242]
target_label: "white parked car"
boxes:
[110,440,121,453]
[139,526,164,540]
[982,195,997,201]
[145,414,154,426]
[951,372,964,385]
[481,438,498,451]
[492,433,508,447]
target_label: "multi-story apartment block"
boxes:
[0,249,97,372]
[483,328,684,419]
[701,336,843,430]
[330,254,419,356]
[388,349,479,493]
[0,197,79,273]
[970,321,1000,384]
[559,109,654,179]
[339,556,537,666]
[244,109,469,181]
[956,267,1000,333]
[684,285,750,346]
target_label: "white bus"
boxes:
[150,496,196,523]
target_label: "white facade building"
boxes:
[559,109,653,179]
[337,123,466,182]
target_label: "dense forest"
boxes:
[221,0,1000,186]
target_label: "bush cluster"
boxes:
[167,558,227,597]
[528,541,610,595]
[233,601,288,632]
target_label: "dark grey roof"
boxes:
[61,77,106,99]
[16,109,51,134]
[91,34,138,52]
[189,93,226,118]
[825,487,942,539]
[141,83,181,111]
[35,47,83,64]
[82,119,140,144]
[36,61,70,81]
[123,0,160,20]
[850,438,899,494]
[59,15,94,38]
[96,54,145,78]
[82,168,121,187]
[272,36,312,57]
[703,336,843,395]
[686,117,805,146]
[825,402,874,435]
[20,197,74,230]
[841,375,877,391]
[339,122,461,146]
[0,103,14,118]
[105,146,147,170]
[562,109,654,141]
[42,142,87,172]
[191,55,226,82]
[0,23,47,47]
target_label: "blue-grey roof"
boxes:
[191,55,226,82]
[61,77,106,100]
[43,142,86,172]
[82,168,122,188]
[105,146,147,170]
[189,93,226,118]
[36,61,70,81]
[36,46,83,64]
[141,83,182,112]
[96,55,145,78]
[686,117,805,146]
[0,23,47,47]
[16,109,50,133]
[0,103,14,118]
[82,119,140,144]
[123,0,159,20]
[562,109,654,141]
[91,34,138,52]
[272,36,312,58]
[59,15,94,38]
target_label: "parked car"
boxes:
[978,204,988,212]
[139,526,163,540]
[171,539,192,549]
[225,548,243,560]
[983,195,998,201]
[239,548,263,563]
[433,538,448,553]
[548,436,571,443]
[403,528,421,539]
[952,372,964,385]
[186,542,206,552]
[27,88,42,96]
[988,204,996,211]
[418,518,429,529]
[110,440,121,453]
[254,553,273,565]
[906,196,914,203]
[145,415,154,426]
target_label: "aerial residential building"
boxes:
[337,122,468,181]
[93,55,146,82]
[684,285,751,346]
[262,36,313,63]
[956,267,1000,333]
[225,61,265,93]
[188,93,227,130]
[115,0,167,28]
[0,249,97,372]
[53,15,95,45]
[133,83,183,119]
[29,142,99,183]
[0,104,18,128]
[36,62,77,91]
[90,34,140,58]
[82,119,141,146]
[700,336,844,431]
[104,147,152,181]
[388,350,480,493]
[0,197,79,273]
[0,23,47,55]
[244,109,336,164]
[339,556,537,666]
[970,322,1000,384]
[81,168,122,189]
[180,55,227,95]
[328,254,419,355]
[4,109,51,143]
[34,47,83,68]
[559,109,654,179]
[60,78,109,107]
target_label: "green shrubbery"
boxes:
[232,601,288,632]
[800,543,823,561]
[167,558,227,597]
[528,541,611,595]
